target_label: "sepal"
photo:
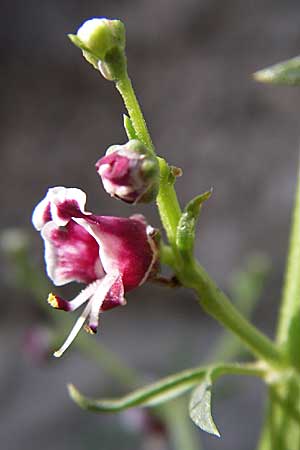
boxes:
[123,114,138,140]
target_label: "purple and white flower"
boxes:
[32,186,159,357]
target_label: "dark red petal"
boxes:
[83,215,154,291]
[42,220,104,285]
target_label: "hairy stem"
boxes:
[116,75,155,154]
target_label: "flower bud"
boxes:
[96,140,159,204]
[69,18,126,80]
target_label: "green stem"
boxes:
[68,362,266,413]
[116,75,155,154]
[160,244,177,270]
[277,168,300,360]
[183,262,286,368]
[116,73,182,248]
[115,64,286,370]
[156,158,182,249]
[257,390,277,450]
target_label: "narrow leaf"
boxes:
[254,56,300,86]
[123,114,138,140]
[176,190,212,258]
[68,362,265,413]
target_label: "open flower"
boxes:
[32,187,159,357]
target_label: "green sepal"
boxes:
[68,34,99,69]
[176,190,212,259]
[68,34,90,52]
[123,114,138,140]
[254,56,300,86]
[189,372,220,437]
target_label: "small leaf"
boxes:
[123,114,138,140]
[176,190,212,259]
[189,375,220,437]
[254,56,300,86]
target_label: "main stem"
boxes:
[277,167,300,353]
[115,67,286,370]
[258,164,300,449]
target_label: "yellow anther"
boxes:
[47,293,59,309]
[84,324,96,335]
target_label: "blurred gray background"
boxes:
[2,0,300,449]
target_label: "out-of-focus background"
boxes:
[2,1,300,449]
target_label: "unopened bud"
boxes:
[69,18,126,80]
[96,140,159,204]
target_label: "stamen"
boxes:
[53,300,93,358]
[48,279,102,312]
[47,293,70,311]
[87,272,120,333]
[84,324,97,334]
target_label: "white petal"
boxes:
[32,196,51,231]
[48,186,89,227]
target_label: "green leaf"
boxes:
[68,362,265,413]
[123,114,138,140]
[254,56,300,86]
[189,374,220,437]
[176,190,212,259]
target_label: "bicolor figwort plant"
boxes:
[30,17,300,449]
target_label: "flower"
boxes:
[32,187,159,357]
[96,139,159,204]
[76,18,125,60]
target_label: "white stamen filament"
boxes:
[88,274,117,329]
[53,272,122,357]
[53,300,93,358]
[66,279,102,311]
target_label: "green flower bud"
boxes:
[69,18,126,80]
